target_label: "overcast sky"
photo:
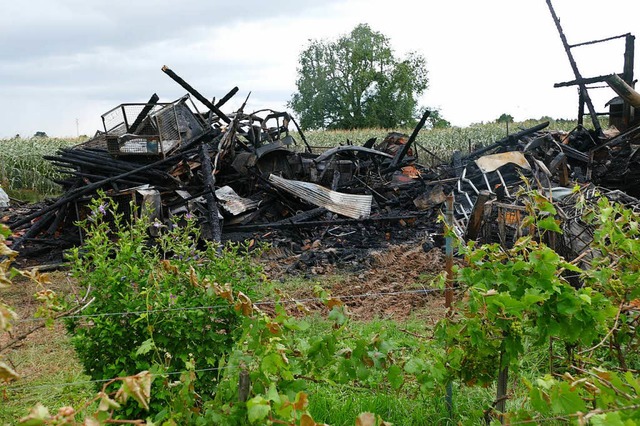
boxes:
[1,0,638,138]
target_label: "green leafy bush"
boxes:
[65,197,263,418]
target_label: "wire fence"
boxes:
[4,286,451,392]
[4,366,231,393]
[14,287,451,324]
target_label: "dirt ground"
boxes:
[263,244,460,323]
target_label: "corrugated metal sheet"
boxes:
[268,174,372,219]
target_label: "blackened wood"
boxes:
[198,143,222,243]
[274,207,327,225]
[129,93,159,134]
[11,210,57,250]
[389,109,431,169]
[11,148,198,229]
[464,190,491,241]
[224,213,425,232]
[545,0,601,134]
[289,115,313,153]
[215,87,239,109]
[554,73,623,88]
[623,35,635,128]
[569,33,630,48]
[161,66,231,124]
[46,202,69,236]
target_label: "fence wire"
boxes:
[14,287,451,324]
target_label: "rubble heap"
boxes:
[2,63,640,270]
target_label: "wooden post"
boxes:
[465,191,492,241]
[623,34,635,129]
[238,364,250,403]
[496,352,509,423]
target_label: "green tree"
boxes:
[290,24,428,130]
[496,113,514,124]
[425,108,451,129]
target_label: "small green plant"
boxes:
[65,196,263,419]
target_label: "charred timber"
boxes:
[223,213,429,233]
[386,109,431,171]
[11,148,198,229]
[161,66,231,124]
[129,93,159,134]
[198,143,222,243]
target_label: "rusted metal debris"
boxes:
[2,56,640,270]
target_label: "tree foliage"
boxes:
[290,24,428,130]
[496,113,514,124]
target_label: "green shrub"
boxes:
[64,197,264,418]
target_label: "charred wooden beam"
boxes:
[606,74,640,108]
[129,93,159,134]
[223,213,427,233]
[11,148,198,229]
[214,86,239,109]
[198,143,222,243]
[554,74,623,88]
[161,66,231,124]
[11,210,57,250]
[546,0,601,134]
[386,109,431,171]
[568,33,631,48]
[464,191,492,241]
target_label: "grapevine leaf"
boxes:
[136,338,155,356]
[266,383,281,404]
[83,417,101,426]
[293,391,309,411]
[18,403,50,425]
[589,412,625,426]
[234,292,253,316]
[537,217,562,233]
[97,392,121,411]
[300,413,319,426]
[115,371,152,411]
[355,412,376,426]
[549,382,587,414]
[0,303,18,332]
[247,396,270,423]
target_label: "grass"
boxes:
[0,272,94,424]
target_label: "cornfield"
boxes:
[303,119,581,165]
[0,136,80,198]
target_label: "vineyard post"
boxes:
[445,193,455,417]
[238,363,250,403]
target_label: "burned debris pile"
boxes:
[3,68,452,266]
[3,57,640,270]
